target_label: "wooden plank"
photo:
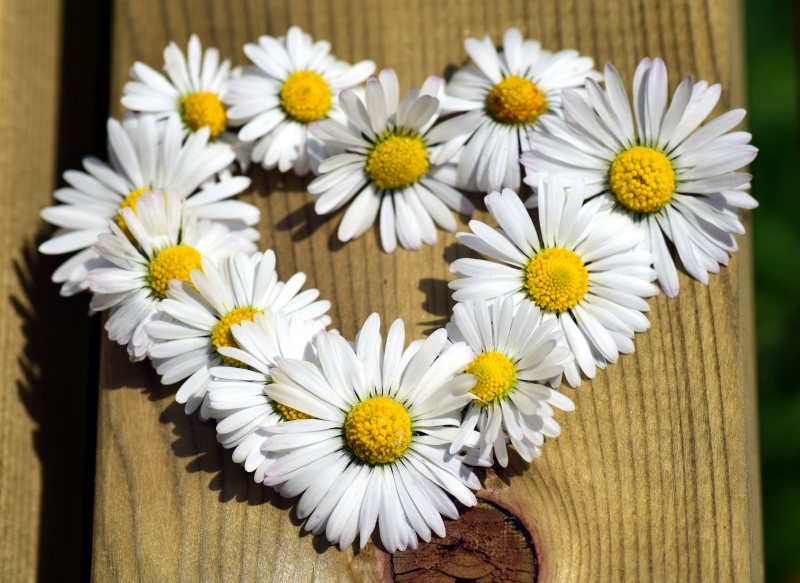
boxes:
[0,1,86,582]
[0,1,61,581]
[92,0,763,581]
[0,0,111,579]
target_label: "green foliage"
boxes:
[746,0,800,579]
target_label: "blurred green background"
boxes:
[746,0,800,580]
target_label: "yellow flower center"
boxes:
[148,245,202,300]
[115,187,150,238]
[279,70,332,123]
[210,306,264,367]
[344,396,412,465]
[486,75,547,125]
[364,134,430,190]
[609,146,675,213]
[466,351,517,405]
[524,247,589,312]
[272,400,313,421]
[180,92,227,139]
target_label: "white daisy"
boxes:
[521,58,758,296]
[446,296,574,468]
[38,115,259,296]
[205,311,322,482]
[261,314,481,552]
[122,35,232,141]
[148,251,331,417]
[309,68,480,252]
[87,191,252,362]
[442,28,600,192]
[449,182,659,386]
[225,26,375,174]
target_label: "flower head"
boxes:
[39,115,258,296]
[309,68,479,252]
[205,310,322,481]
[225,26,375,174]
[447,297,574,467]
[442,28,600,192]
[522,58,758,296]
[148,251,331,417]
[122,35,233,140]
[260,314,481,552]
[449,182,658,386]
[87,191,252,361]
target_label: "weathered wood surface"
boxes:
[0,1,62,580]
[0,0,105,581]
[89,0,763,581]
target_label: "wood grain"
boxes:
[91,0,763,581]
[0,1,103,582]
[393,501,536,582]
[0,1,61,579]
[2,0,114,576]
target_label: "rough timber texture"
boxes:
[0,0,110,582]
[90,0,763,582]
[0,2,62,580]
[0,0,108,581]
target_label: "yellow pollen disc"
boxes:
[466,351,517,405]
[524,247,589,313]
[609,146,675,213]
[180,92,227,139]
[115,187,150,238]
[272,400,313,421]
[364,134,430,190]
[210,306,264,367]
[344,396,412,465]
[148,245,202,300]
[279,71,332,123]
[486,75,547,125]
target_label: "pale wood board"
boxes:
[0,1,63,581]
[91,0,763,581]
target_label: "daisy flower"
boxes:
[521,58,758,296]
[442,28,600,192]
[87,191,252,362]
[309,68,480,252]
[122,35,232,141]
[447,297,574,467]
[449,182,658,387]
[205,311,322,481]
[225,26,375,174]
[261,314,481,552]
[148,251,331,417]
[38,115,259,296]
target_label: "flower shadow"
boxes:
[160,401,372,556]
[489,450,532,487]
[417,277,452,334]
[12,237,99,583]
[275,200,340,244]
[265,169,340,244]
[159,400,286,508]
